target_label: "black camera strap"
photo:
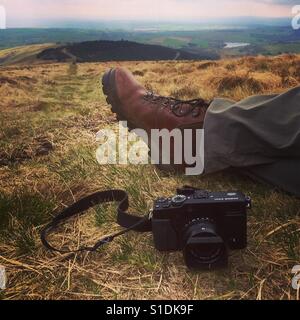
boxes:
[41,186,199,254]
[41,190,152,254]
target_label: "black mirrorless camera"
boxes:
[152,188,251,270]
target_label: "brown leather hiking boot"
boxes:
[101,67,210,173]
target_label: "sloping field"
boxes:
[0,44,56,66]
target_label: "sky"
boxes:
[0,0,298,27]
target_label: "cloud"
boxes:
[1,0,295,27]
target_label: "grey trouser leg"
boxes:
[203,86,300,196]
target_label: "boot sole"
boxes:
[102,69,136,131]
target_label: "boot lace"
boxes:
[143,92,211,118]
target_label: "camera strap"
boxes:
[41,190,152,254]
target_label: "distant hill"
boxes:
[1,27,300,60]
[36,40,218,62]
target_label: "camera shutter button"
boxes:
[157,197,168,203]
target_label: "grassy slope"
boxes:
[0,55,299,300]
[0,44,56,66]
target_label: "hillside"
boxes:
[0,43,56,66]
[37,40,215,62]
[0,40,217,66]
[1,26,300,57]
[0,54,299,300]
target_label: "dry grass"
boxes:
[0,54,299,300]
[0,44,56,66]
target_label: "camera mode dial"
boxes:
[171,195,187,206]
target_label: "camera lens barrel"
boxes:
[183,218,227,270]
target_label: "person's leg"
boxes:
[204,86,300,196]
[102,68,300,196]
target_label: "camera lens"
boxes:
[183,218,227,269]
[189,243,222,262]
